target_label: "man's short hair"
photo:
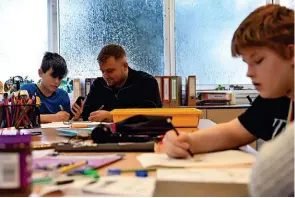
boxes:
[40,52,68,79]
[97,44,126,64]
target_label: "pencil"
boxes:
[59,105,64,111]
[57,160,87,174]
[167,118,194,157]
[99,105,104,110]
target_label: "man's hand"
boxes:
[163,130,194,158]
[55,111,70,122]
[88,110,112,122]
[71,100,84,121]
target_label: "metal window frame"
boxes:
[48,0,272,81]
[48,0,59,53]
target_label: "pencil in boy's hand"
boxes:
[59,105,64,111]
[167,118,194,157]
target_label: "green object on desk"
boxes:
[33,177,52,185]
[84,169,100,179]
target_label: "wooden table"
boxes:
[31,119,251,196]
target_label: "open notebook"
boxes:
[137,150,256,168]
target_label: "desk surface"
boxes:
[31,119,252,197]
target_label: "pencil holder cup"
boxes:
[0,104,41,129]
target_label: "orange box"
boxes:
[111,108,203,128]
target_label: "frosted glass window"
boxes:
[59,0,164,78]
[175,0,266,84]
[0,0,48,83]
[280,0,295,9]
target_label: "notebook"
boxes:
[137,150,256,168]
[33,154,123,170]
[56,128,93,137]
[157,168,251,184]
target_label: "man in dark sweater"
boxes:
[81,44,162,121]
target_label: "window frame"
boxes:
[48,0,274,88]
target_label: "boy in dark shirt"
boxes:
[163,4,294,158]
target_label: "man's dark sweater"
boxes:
[82,67,162,120]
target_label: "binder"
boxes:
[186,76,196,106]
[162,76,170,107]
[0,81,3,93]
[170,76,182,107]
[73,78,81,101]
[85,78,96,96]
[85,78,92,96]
[155,76,163,102]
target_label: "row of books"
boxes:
[155,76,196,107]
[73,78,96,102]
[72,76,197,107]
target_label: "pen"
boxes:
[167,118,194,157]
[108,168,157,173]
[99,105,104,110]
[59,105,64,111]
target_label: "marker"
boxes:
[107,168,157,174]
[33,177,52,184]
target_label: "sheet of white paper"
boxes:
[35,176,96,197]
[157,168,251,184]
[83,176,156,197]
[239,145,259,156]
[137,150,256,168]
[32,149,55,158]
[41,121,111,129]
[41,122,70,128]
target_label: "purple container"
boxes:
[0,135,32,189]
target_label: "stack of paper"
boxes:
[137,150,256,168]
[157,168,251,184]
[154,168,251,196]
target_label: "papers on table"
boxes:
[41,121,111,129]
[83,176,156,197]
[157,168,251,184]
[137,150,256,168]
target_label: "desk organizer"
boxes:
[0,103,40,129]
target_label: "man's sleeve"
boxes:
[81,81,103,120]
[138,77,162,108]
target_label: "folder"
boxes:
[85,78,92,96]
[162,76,170,107]
[0,81,3,93]
[186,76,196,106]
[170,76,182,107]
[73,79,81,101]
[155,76,163,102]
[85,78,96,96]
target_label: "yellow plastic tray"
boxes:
[111,108,203,128]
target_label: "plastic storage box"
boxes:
[111,108,203,128]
